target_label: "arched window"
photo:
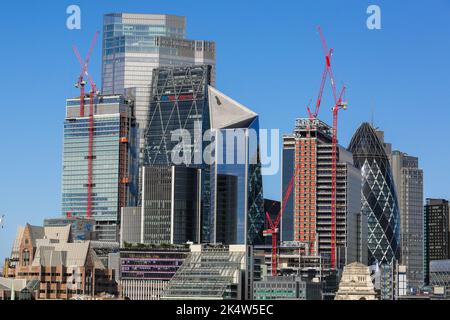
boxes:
[22,249,30,266]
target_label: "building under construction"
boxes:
[61,94,139,242]
[252,241,338,300]
[281,118,367,269]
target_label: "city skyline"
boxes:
[1,0,450,263]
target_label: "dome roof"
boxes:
[348,122,388,162]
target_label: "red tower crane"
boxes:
[263,161,302,276]
[307,26,337,120]
[330,87,347,269]
[304,26,347,270]
[74,32,99,117]
[72,32,100,219]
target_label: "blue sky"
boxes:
[1,0,450,260]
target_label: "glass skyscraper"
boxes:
[391,150,424,292]
[143,65,212,242]
[141,65,264,245]
[140,165,201,245]
[102,13,216,166]
[208,86,265,245]
[424,198,450,285]
[348,122,401,266]
[62,95,139,241]
[143,65,212,167]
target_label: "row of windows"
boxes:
[64,131,120,138]
[66,99,122,106]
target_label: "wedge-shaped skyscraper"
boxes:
[208,86,265,245]
[140,65,264,245]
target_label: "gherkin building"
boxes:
[348,123,400,265]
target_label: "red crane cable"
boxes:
[72,32,99,220]
[307,26,336,119]
[330,87,347,269]
[264,159,302,276]
[305,26,348,269]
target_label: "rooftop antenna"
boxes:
[371,102,375,128]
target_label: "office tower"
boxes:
[119,207,141,246]
[280,118,365,268]
[62,94,139,242]
[119,245,190,300]
[348,123,401,265]
[208,86,265,245]
[102,13,216,165]
[143,65,212,242]
[214,174,238,244]
[375,130,392,157]
[144,65,211,167]
[142,65,264,244]
[424,198,450,284]
[391,151,424,291]
[140,166,201,245]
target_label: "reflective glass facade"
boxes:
[143,65,212,243]
[348,123,401,265]
[61,95,138,241]
[141,166,200,245]
[281,136,295,242]
[103,14,186,94]
[424,198,450,285]
[142,66,265,245]
[102,13,216,169]
[212,117,265,245]
[143,65,211,167]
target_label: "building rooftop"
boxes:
[348,122,389,160]
[208,86,257,129]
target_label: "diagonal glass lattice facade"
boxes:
[143,65,212,243]
[348,123,400,265]
[143,65,211,167]
[142,65,264,245]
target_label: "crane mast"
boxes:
[266,26,348,273]
[72,32,100,220]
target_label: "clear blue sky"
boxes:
[1,0,450,260]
